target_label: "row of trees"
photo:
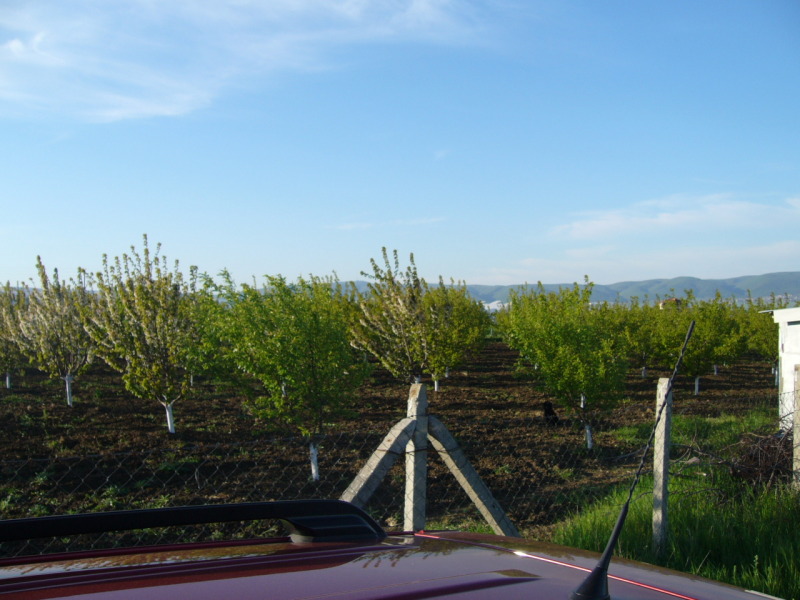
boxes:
[495,278,786,447]
[0,240,788,457]
[0,242,491,447]
[349,248,490,387]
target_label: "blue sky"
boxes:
[2,1,799,287]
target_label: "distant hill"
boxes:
[464,272,800,305]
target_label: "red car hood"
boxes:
[0,531,778,600]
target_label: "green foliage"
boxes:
[183,281,236,382]
[501,279,628,424]
[646,292,695,370]
[214,273,370,437]
[687,292,744,376]
[349,248,428,382]
[350,248,492,387]
[82,236,195,433]
[613,296,661,372]
[6,258,93,404]
[647,292,744,385]
[512,287,766,399]
[738,292,785,364]
[424,278,491,383]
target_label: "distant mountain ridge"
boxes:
[463,272,800,305]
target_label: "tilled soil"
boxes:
[0,342,781,533]
[0,341,777,459]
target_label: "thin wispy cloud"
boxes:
[506,194,800,284]
[509,237,800,286]
[0,0,489,121]
[551,194,800,240]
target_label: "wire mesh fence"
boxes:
[1,387,792,558]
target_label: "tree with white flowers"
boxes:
[350,249,492,392]
[82,236,195,433]
[9,258,93,405]
[0,284,29,389]
[349,248,429,383]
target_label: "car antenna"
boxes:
[569,320,695,600]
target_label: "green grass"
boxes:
[671,410,776,450]
[614,406,776,454]
[550,472,800,600]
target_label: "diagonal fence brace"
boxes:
[340,383,519,538]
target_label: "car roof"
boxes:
[1,531,772,600]
[0,501,776,600]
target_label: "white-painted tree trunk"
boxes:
[641,366,647,378]
[445,367,450,379]
[5,372,11,389]
[434,379,440,392]
[64,374,74,407]
[581,394,594,450]
[309,441,320,482]
[694,376,701,395]
[162,402,176,434]
[713,365,719,376]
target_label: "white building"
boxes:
[771,306,800,430]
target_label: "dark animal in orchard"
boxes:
[543,401,559,426]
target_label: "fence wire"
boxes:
[0,390,794,557]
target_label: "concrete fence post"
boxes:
[653,377,672,555]
[405,384,428,531]
[340,418,416,508]
[428,416,520,537]
[341,382,517,536]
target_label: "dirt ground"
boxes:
[0,340,783,538]
[0,340,777,459]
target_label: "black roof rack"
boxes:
[0,499,386,545]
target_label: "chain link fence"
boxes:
[1,387,791,557]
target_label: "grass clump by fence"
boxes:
[615,402,776,451]
[550,471,800,600]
